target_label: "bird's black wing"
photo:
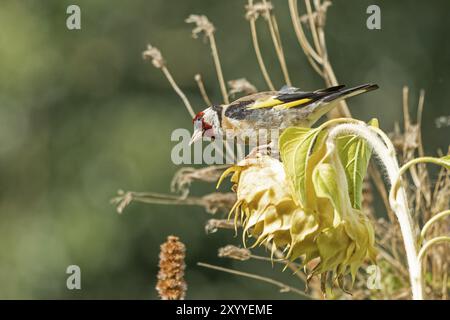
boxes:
[224,84,378,119]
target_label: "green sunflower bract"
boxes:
[217,120,379,292]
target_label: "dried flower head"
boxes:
[389,122,420,155]
[185,14,215,39]
[228,78,258,97]
[245,1,273,20]
[111,189,133,214]
[156,235,187,300]
[218,245,251,261]
[142,44,165,69]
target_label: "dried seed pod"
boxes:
[156,236,187,300]
[142,44,165,68]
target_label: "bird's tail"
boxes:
[306,83,378,124]
[322,83,379,103]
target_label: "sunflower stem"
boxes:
[327,122,424,300]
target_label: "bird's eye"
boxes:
[193,111,205,124]
[193,118,203,130]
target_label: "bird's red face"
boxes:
[190,111,215,145]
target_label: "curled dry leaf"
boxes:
[218,245,252,261]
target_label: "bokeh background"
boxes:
[0,0,449,299]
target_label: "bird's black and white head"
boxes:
[189,106,222,145]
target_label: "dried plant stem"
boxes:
[327,122,423,299]
[272,17,292,85]
[289,0,323,76]
[378,247,409,278]
[248,253,284,263]
[195,74,212,105]
[161,67,195,118]
[114,191,204,206]
[208,35,229,104]
[186,15,229,104]
[111,190,235,215]
[392,157,450,202]
[250,19,275,90]
[401,87,422,190]
[415,89,431,207]
[197,262,311,298]
[305,0,323,57]
[289,0,322,63]
[261,0,292,86]
[143,45,195,117]
[418,236,450,262]
[248,0,275,91]
[317,37,350,118]
[323,62,350,116]
[417,89,426,158]
[218,226,306,283]
[442,262,448,299]
[420,210,450,243]
[263,244,307,283]
[432,164,448,203]
[402,86,413,159]
[288,0,350,118]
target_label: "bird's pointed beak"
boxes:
[189,129,203,146]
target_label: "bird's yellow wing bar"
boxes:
[247,97,283,110]
[247,97,312,110]
[273,98,312,110]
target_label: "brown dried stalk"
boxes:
[260,0,292,86]
[246,0,275,90]
[288,0,350,118]
[156,235,187,300]
[218,245,304,269]
[143,45,195,118]
[194,73,212,105]
[111,190,236,215]
[186,15,229,104]
[213,222,308,284]
[197,262,311,299]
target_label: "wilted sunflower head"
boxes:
[218,122,379,292]
[218,156,308,252]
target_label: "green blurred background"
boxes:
[0,0,448,299]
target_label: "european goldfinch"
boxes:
[189,83,378,146]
